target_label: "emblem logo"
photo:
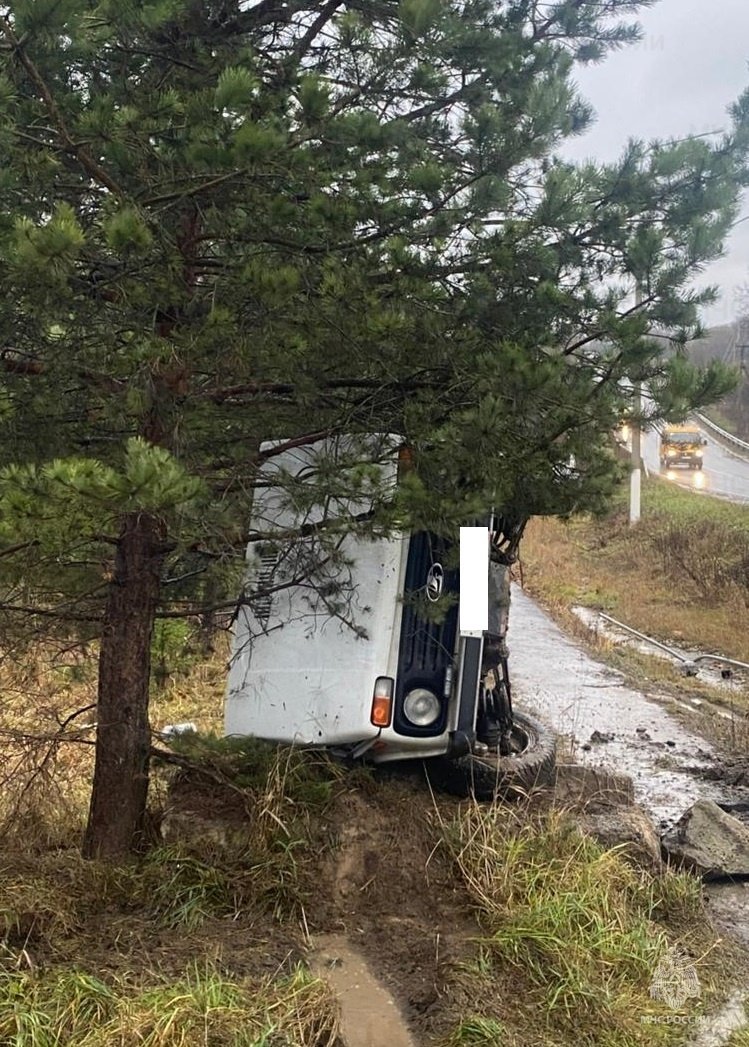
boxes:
[426,563,444,602]
[649,947,700,1010]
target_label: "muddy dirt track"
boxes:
[508,585,749,830]
[509,584,749,960]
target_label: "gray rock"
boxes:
[553,763,635,810]
[662,799,749,880]
[589,730,615,744]
[579,804,663,873]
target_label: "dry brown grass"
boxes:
[521,477,749,667]
[0,629,230,849]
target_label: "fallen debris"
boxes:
[579,804,663,873]
[662,799,749,880]
[589,730,615,744]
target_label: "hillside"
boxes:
[687,320,749,437]
[0,734,734,1047]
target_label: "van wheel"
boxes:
[426,710,556,800]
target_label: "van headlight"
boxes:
[403,688,441,726]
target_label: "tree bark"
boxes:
[82,511,167,859]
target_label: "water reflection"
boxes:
[664,468,705,490]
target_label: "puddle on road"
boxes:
[507,586,749,831]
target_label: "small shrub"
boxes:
[150,619,199,688]
[647,517,749,606]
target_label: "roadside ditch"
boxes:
[509,583,749,1042]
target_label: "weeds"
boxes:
[522,475,749,671]
[138,848,236,930]
[0,963,339,1047]
[441,803,710,1044]
[445,1015,509,1045]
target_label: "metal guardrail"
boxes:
[694,412,749,454]
[597,611,749,676]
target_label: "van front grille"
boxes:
[393,532,459,736]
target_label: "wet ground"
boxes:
[311,935,417,1047]
[508,585,749,1032]
[507,585,749,832]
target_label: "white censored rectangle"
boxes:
[459,527,488,636]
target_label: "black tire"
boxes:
[426,710,557,801]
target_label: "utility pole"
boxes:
[629,284,643,525]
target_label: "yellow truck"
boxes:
[659,425,707,470]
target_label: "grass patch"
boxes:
[444,1015,509,1045]
[521,474,749,670]
[440,804,714,1046]
[0,963,338,1047]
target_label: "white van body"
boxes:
[225,435,463,761]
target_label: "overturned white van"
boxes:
[225,435,555,798]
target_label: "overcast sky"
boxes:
[563,0,749,329]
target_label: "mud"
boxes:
[507,585,749,831]
[310,935,417,1047]
[305,784,479,1040]
[686,989,748,1047]
[157,770,482,1044]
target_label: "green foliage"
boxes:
[445,805,707,1043]
[150,618,198,686]
[0,963,337,1046]
[12,203,86,279]
[214,66,258,110]
[0,441,204,545]
[103,206,153,253]
[162,734,342,806]
[0,0,747,849]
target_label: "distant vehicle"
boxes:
[659,425,707,470]
[224,435,555,799]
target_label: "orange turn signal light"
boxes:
[370,677,394,727]
[397,444,414,481]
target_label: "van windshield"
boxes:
[664,432,699,444]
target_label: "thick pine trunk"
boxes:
[82,511,167,859]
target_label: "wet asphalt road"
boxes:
[642,426,749,504]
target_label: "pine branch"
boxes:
[0,349,127,393]
[0,16,123,197]
[0,603,103,622]
[288,0,345,66]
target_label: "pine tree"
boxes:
[0,0,747,856]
